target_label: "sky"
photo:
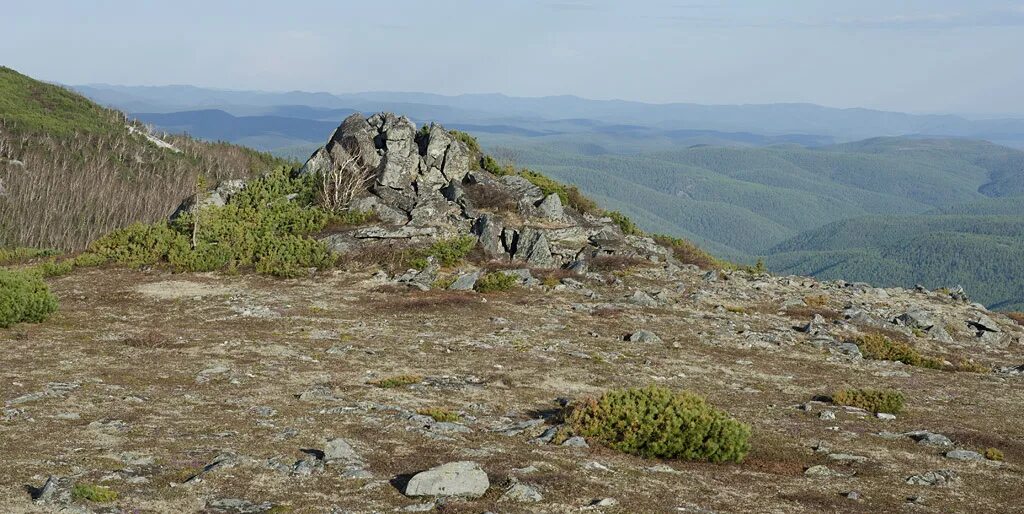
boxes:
[3,0,1023,115]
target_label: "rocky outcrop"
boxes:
[297,112,671,268]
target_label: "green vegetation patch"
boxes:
[412,236,477,269]
[832,388,904,414]
[984,448,1005,461]
[71,483,118,503]
[0,268,59,328]
[417,407,461,423]
[89,167,334,278]
[0,247,61,266]
[652,235,721,269]
[519,169,599,215]
[566,385,751,463]
[855,333,954,370]
[474,272,518,293]
[370,374,423,388]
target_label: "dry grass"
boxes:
[1007,312,1024,326]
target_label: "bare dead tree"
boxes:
[318,154,373,213]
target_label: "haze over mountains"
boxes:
[74,83,1024,310]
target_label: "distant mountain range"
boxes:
[71,83,1024,310]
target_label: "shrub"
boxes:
[71,483,118,503]
[607,211,643,236]
[89,222,182,268]
[566,386,751,463]
[984,447,1004,461]
[370,374,423,388]
[831,388,904,414]
[0,247,61,265]
[71,252,107,267]
[480,155,510,176]
[422,236,477,268]
[89,167,334,277]
[418,407,461,423]
[450,130,482,157]
[33,258,74,278]
[518,169,599,214]
[652,235,721,269]
[475,272,518,293]
[856,333,923,366]
[0,268,59,328]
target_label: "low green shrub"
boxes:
[475,272,518,293]
[370,374,423,388]
[418,407,461,423]
[480,155,511,176]
[519,169,599,214]
[566,385,751,463]
[984,447,1004,461]
[71,483,117,502]
[653,234,722,269]
[416,236,477,268]
[0,247,61,265]
[607,211,643,236]
[71,252,107,267]
[88,167,334,277]
[831,388,904,414]
[856,333,922,366]
[0,268,59,328]
[33,258,74,278]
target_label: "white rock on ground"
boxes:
[403,461,489,498]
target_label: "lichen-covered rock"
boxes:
[403,461,489,498]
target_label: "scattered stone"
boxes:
[448,271,480,291]
[500,481,543,503]
[828,453,868,463]
[876,412,896,420]
[906,470,957,487]
[819,410,836,420]
[905,431,953,447]
[628,290,659,307]
[403,461,489,498]
[845,491,862,500]
[804,465,844,477]
[562,436,589,448]
[205,498,275,513]
[625,329,662,343]
[589,497,619,508]
[945,449,984,461]
[323,438,362,465]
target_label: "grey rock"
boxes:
[906,469,957,487]
[819,410,836,420]
[804,465,843,477]
[500,175,543,200]
[324,438,362,465]
[628,290,659,307]
[473,215,508,258]
[206,498,275,513]
[905,430,953,447]
[894,310,937,330]
[562,436,589,448]
[353,226,437,239]
[500,482,543,503]
[969,314,1001,333]
[536,193,565,220]
[448,272,481,291]
[514,228,556,267]
[404,461,490,498]
[31,476,60,503]
[876,412,897,420]
[945,449,984,461]
[626,329,662,343]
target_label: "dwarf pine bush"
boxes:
[474,272,518,292]
[88,167,334,277]
[0,268,58,328]
[832,388,904,414]
[566,385,751,463]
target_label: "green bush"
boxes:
[370,374,423,388]
[653,235,722,269]
[89,222,183,268]
[480,155,511,176]
[0,268,58,328]
[519,169,599,215]
[855,333,948,370]
[418,407,461,423]
[475,272,518,292]
[984,447,1004,461]
[566,386,751,463]
[420,236,477,268]
[832,388,904,414]
[88,167,334,277]
[0,247,61,265]
[71,483,118,503]
[71,252,107,267]
[607,211,643,236]
[33,258,74,278]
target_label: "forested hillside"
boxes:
[0,67,288,250]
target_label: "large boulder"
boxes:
[403,461,489,498]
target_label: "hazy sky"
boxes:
[4,1,1023,114]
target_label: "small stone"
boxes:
[591,497,619,507]
[324,438,362,465]
[945,449,984,461]
[804,465,843,477]
[625,330,662,343]
[906,469,957,487]
[845,491,861,500]
[499,482,543,503]
[819,410,836,420]
[404,461,489,498]
[448,272,480,291]
[562,436,589,448]
[904,430,953,446]
[876,412,896,420]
